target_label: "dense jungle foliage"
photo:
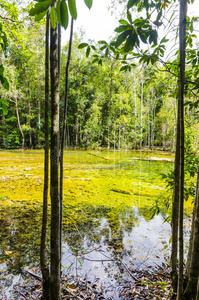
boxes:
[0,1,198,152]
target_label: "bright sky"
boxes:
[62,0,199,44]
[62,0,118,43]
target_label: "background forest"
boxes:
[0,1,198,152]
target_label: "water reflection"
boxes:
[0,150,174,297]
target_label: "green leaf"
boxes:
[1,104,8,115]
[29,0,52,16]
[1,76,9,90]
[115,25,128,33]
[98,40,107,45]
[119,19,129,25]
[84,0,92,9]
[35,10,47,21]
[100,44,107,51]
[50,6,57,29]
[124,31,137,52]
[120,65,129,72]
[86,46,91,57]
[0,98,8,105]
[56,0,61,24]
[149,30,157,45]
[0,65,4,76]
[127,10,132,24]
[60,0,69,29]
[78,42,88,49]
[115,30,131,48]
[92,58,99,64]
[68,0,77,19]
[127,0,138,9]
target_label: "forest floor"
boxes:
[10,265,172,300]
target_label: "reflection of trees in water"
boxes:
[62,205,138,259]
[0,205,43,274]
[0,202,153,275]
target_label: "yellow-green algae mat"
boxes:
[0,149,193,216]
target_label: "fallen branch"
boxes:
[21,269,42,281]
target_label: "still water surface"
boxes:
[0,150,176,297]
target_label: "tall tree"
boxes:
[40,10,50,300]
[49,1,61,299]
[176,0,187,299]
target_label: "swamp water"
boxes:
[0,150,191,298]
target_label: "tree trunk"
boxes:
[185,164,199,299]
[50,1,61,298]
[40,11,50,300]
[176,1,187,299]
[15,95,25,149]
[134,76,137,149]
[140,79,143,149]
[60,18,74,273]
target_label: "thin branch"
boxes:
[0,15,22,23]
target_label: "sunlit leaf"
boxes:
[29,0,52,16]
[84,0,92,9]
[68,0,77,20]
[50,6,57,29]
[35,10,47,21]
[2,104,8,115]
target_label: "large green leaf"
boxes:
[0,98,8,105]
[68,0,77,19]
[115,25,128,33]
[78,43,88,49]
[35,10,48,21]
[60,0,69,29]
[84,0,92,9]
[56,0,61,24]
[124,31,137,52]
[50,6,57,28]
[115,30,131,48]
[1,104,8,115]
[127,0,138,9]
[29,0,52,16]
[149,30,157,45]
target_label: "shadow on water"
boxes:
[0,149,177,297]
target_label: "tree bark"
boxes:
[140,79,143,149]
[15,95,25,149]
[50,1,61,298]
[60,18,74,272]
[185,164,199,299]
[176,1,187,299]
[40,11,50,300]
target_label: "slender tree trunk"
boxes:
[60,18,74,273]
[28,99,32,148]
[140,79,143,149]
[185,164,199,299]
[40,11,50,300]
[2,114,6,147]
[15,95,25,149]
[176,1,187,299]
[50,1,61,298]
[134,77,137,149]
